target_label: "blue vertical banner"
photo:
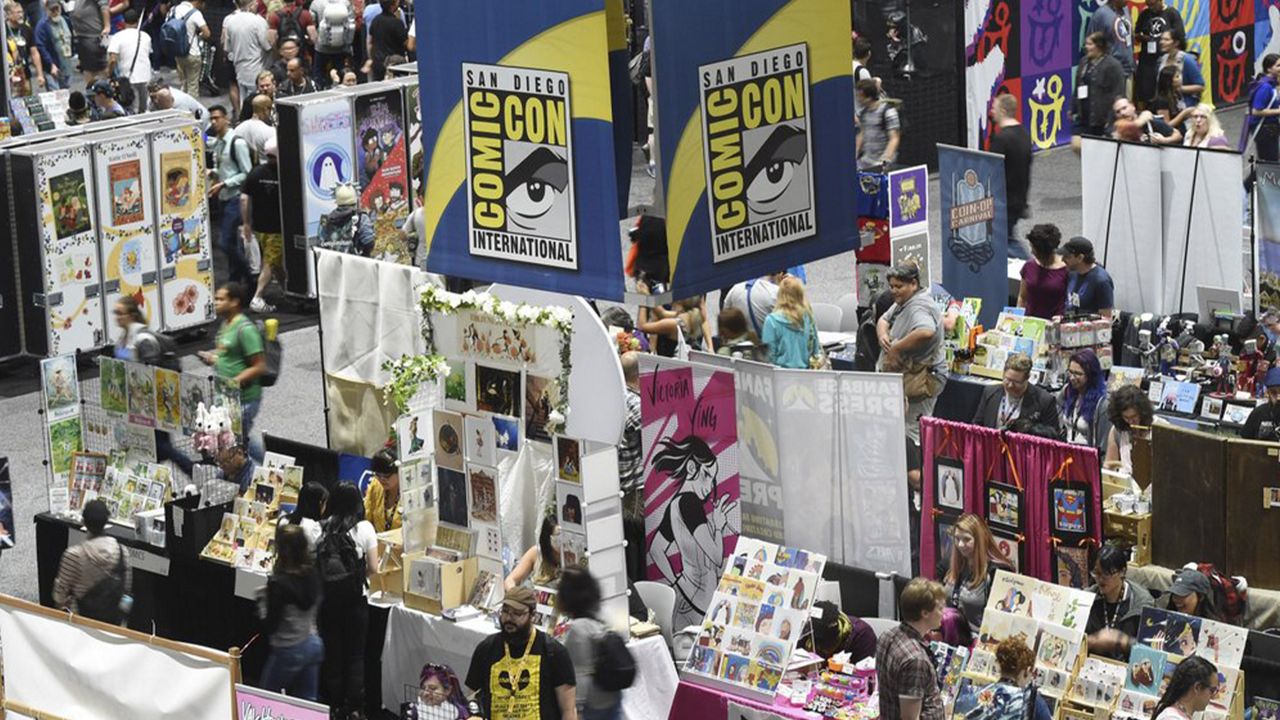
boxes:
[649,0,858,299]
[1255,162,1280,313]
[416,1,626,300]
[938,143,1008,329]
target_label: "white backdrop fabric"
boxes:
[1082,139,1165,314]
[0,603,233,719]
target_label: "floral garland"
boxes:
[383,285,574,431]
[381,354,451,414]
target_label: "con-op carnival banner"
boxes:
[939,143,1008,329]
[640,359,741,629]
[648,0,859,299]
[416,0,627,299]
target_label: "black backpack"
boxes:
[275,4,305,44]
[134,328,181,372]
[77,543,128,624]
[316,518,364,595]
[593,625,636,691]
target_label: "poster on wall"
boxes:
[149,121,214,332]
[1257,161,1280,312]
[92,132,160,328]
[648,0,858,298]
[640,360,741,628]
[417,0,626,298]
[352,87,412,265]
[888,164,929,239]
[938,144,1008,328]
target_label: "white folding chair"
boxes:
[862,617,900,638]
[816,580,842,607]
[634,580,676,648]
[811,302,843,332]
[837,293,860,332]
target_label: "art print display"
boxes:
[1053,545,1092,589]
[987,482,1021,530]
[556,481,583,532]
[554,436,580,483]
[47,416,84,480]
[524,374,555,442]
[1195,617,1248,669]
[402,81,423,209]
[50,168,92,240]
[179,373,209,435]
[1051,486,1089,534]
[560,528,586,568]
[99,358,128,416]
[1125,643,1168,697]
[40,355,80,422]
[150,122,214,331]
[443,358,470,410]
[1137,608,1203,657]
[397,411,431,460]
[463,414,494,465]
[491,416,519,453]
[474,364,521,417]
[1065,656,1126,709]
[641,363,741,628]
[353,88,412,265]
[125,361,156,428]
[153,368,182,433]
[683,537,825,697]
[94,133,160,327]
[437,467,469,528]
[459,310,539,366]
[432,410,465,472]
[934,456,965,511]
[952,678,1038,719]
[992,532,1021,573]
[213,376,244,437]
[467,465,497,524]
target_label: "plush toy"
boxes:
[193,402,237,454]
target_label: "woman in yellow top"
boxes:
[363,448,402,533]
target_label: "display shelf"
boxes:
[1103,510,1152,566]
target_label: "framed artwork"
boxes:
[475,364,522,417]
[1200,395,1225,421]
[554,436,581,483]
[1053,545,1092,589]
[934,457,965,511]
[432,410,465,472]
[1051,486,1090,534]
[935,515,958,569]
[991,532,1021,573]
[1221,402,1252,426]
[986,482,1021,530]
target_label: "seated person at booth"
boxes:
[505,516,562,590]
[1163,568,1238,626]
[1059,349,1112,453]
[1104,385,1160,485]
[1241,367,1280,440]
[971,353,1061,436]
[402,663,471,720]
[217,443,258,494]
[938,514,1014,643]
[1085,545,1155,659]
[799,600,877,664]
[363,448,402,533]
[972,636,1054,720]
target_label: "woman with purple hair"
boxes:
[1058,349,1112,453]
[401,663,469,720]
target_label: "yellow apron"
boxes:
[488,631,542,720]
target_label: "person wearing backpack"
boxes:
[107,10,152,113]
[464,585,577,720]
[163,0,209,97]
[53,500,131,625]
[268,0,315,52]
[309,0,354,87]
[199,282,267,463]
[557,566,631,720]
[316,483,378,720]
[256,522,324,701]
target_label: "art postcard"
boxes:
[41,355,80,422]
[153,368,182,433]
[475,364,521,417]
[100,357,128,416]
[432,410,465,472]
[467,464,498,524]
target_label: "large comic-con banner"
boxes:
[416,0,628,300]
[965,0,1272,151]
[640,358,741,629]
[648,0,859,299]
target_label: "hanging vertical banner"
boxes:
[605,0,632,215]
[938,143,1008,328]
[417,0,625,299]
[353,87,412,265]
[648,0,858,297]
[733,360,783,545]
[1255,161,1280,313]
[888,164,929,239]
[640,358,741,629]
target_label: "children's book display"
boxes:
[930,641,971,715]
[682,537,826,701]
[969,311,1050,379]
[199,452,302,571]
[1107,607,1248,720]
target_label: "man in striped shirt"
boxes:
[53,499,131,624]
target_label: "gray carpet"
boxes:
[0,106,1250,602]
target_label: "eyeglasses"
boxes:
[499,606,530,619]
[1090,568,1119,580]
[1068,369,1087,378]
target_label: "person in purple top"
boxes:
[1017,223,1069,319]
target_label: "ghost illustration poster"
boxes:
[641,360,740,629]
[125,361,156,428]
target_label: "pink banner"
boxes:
[641,364,741,628]
[235,684,328,720]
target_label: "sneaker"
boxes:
[249,297,275,313]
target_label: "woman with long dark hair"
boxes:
[1059,349,1111,453]
[1152,656,1219,719]
[1152,64,1194,130]
[647,434,736,626]
[505,515,562,590]
[557,566,622,720]
[284,481,328,548]
[257,523,324,700]
[317,482,378,719]
[1017,223,1068,319]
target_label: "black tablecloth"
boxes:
[933,374,997,423]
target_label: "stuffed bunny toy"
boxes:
[193,402,237,454]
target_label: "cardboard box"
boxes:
[402,552,478,615]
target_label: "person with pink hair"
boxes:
[402,663,469,720]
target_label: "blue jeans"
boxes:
[218,197,250,284]
[582,700,623,720]
[259,633,323,701]
[241,397,264,464]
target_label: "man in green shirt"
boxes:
[199,283,266,461]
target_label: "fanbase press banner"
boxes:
[640,362,741,629]
[649,0,858,298]
[416,0,626,299]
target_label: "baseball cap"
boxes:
[1062,236,1093,257]
[1169,568,1210,598]
[502,585,537,612]
[90,79,113,96]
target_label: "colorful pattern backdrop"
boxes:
[965,0,1271,151]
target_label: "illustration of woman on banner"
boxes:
[647,435,738,626]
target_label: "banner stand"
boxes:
[1176,151,1204,312]
[1100,143,1122,268]
[0,593,242,719]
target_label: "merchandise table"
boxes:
[380,603,679,718]
[670,679,826,719]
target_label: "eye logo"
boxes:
[462,63,578,270]
[698,43,817,262]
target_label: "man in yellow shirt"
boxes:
[364,447,401,532]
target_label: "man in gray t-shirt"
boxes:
[67,0,109,81]
[855,78,900,170]
[1087,0,1134,77]
[877,263,947,443]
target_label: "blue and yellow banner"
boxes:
[416,0,626,299]
[649,0,858,298]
